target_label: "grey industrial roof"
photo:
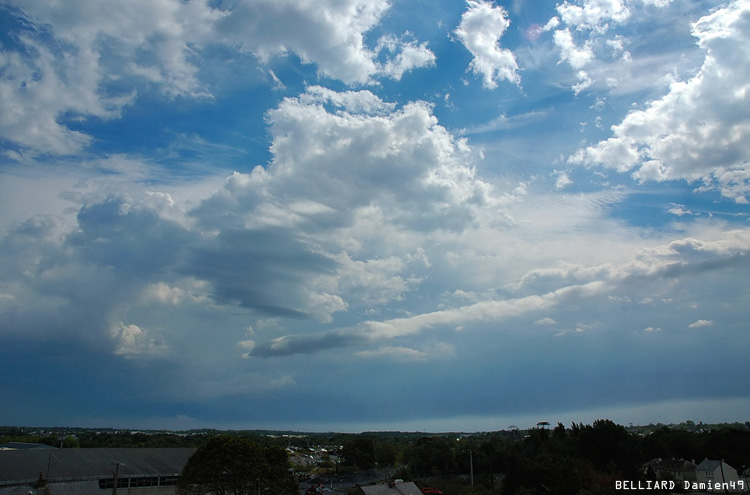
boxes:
[0,443,56,451]
[0,448,196,485]
[0,480,101,495]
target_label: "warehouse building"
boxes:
[0,448,195,494]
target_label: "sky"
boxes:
[0,0,749,433]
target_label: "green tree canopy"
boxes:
[177,435,298,495]
[342,436,376,470]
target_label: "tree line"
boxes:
[334,420,750,495]
[3,420,749,495]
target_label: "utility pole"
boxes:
[46,452,52,481]
[470,449,474,488]
[112,463,122,495]
[490,441,495,493]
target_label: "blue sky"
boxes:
[1,0,749,432]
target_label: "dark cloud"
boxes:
[69,197,189,277]
[249,327,367,358]
[188,227,338,317]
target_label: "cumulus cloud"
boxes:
[1,0,749,430]
[0,30,131,155]
[556,0,672,33]
[556,0,631,32]
[545,0,675,93]
[454,0,521,88]
[0,87,497,357]
[688,319,714,328]
[140,280,210,307]
[110,322,168,357]
[182,86,497,320]
[667,204,693,217]
[554,29,595,69]
[377,34,437,81]
[220,0,436,85]
[0,0,221,154]
[535,317,557,325]
[0,0,434,155]
[255,86,492,232]
[568,0,750,202]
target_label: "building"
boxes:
[643,458,697,483]
[694,459,742,493]
[359,480,424,495]
[0,448,195,495]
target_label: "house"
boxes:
[643,458,697,483]
[740,467,750,491]
[358,480,424,495]
[693,459,742,493]
[0,448,195,495]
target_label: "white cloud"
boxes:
[356,343,454,361]
[256,86,492,231]
[110,322,168,357]
[556,0,631,33]
[543,17,562,32]
[546,0,678,94]
[554,29,595,69]
[167,86,497,324]
[667,204,693,217]
[0,0,219,155]
[688,319,714,328]
[367,281,609,339]
[535,317,557,325]
[220,0,384,85]
[641,0,672,6]
[1,0,749,430]
[569,0,750,202]
[454,0,521,88]
[0,0,435,156]
[141,280,210,306]
[220,0,435,85]
[555,170,574,189]
[377,34,437,81]
[607,35,632,61]
[250,281,611,357]
[0,34,133,155]
[333,254,414,306]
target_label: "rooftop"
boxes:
[0,448,195,485]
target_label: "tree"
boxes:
[406,436,456,477]
[177,435,298,495]
[374,440,397,468]
[342,436,376,470]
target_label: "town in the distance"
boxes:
[1,420,749,495]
